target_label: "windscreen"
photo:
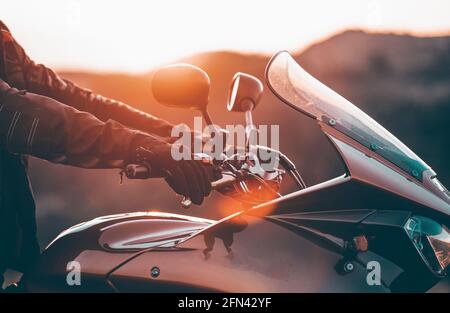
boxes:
[266,51,430,181]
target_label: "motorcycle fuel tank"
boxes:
[24,210,395,292]
[24,212,214,292]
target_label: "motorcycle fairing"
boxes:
[108,214,390,292]
[326,131,450,217]
[263,50,450,217]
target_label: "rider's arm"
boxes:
[0,79,160,168]
[0,22,174,138]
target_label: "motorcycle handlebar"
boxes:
[125,163,239,208]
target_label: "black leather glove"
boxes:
[130,139,214,205]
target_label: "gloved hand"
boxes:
[130,139,215,205]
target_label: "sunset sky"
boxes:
[2,0,449,72]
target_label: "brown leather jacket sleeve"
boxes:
[0,79,160,168]
[0,22,174,138]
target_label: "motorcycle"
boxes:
[21,51,450,292]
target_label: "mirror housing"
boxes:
[152,63,210,112]
[227,72,263,112]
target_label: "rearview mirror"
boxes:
[227,72,263,112]
[152,63,210,112]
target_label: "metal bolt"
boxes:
[370,143,378,151]
[344,262,355,273]
[150,266,160,278]
[328,119,337,126]
[411,169,419,178]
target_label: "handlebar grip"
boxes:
[125,165,240,209]
[124,164,152,179]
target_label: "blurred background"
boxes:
[1,0,449,291]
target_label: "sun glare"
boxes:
[1,0,449,72]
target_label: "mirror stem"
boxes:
[201,108,214,126]
[245,110,257,155]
